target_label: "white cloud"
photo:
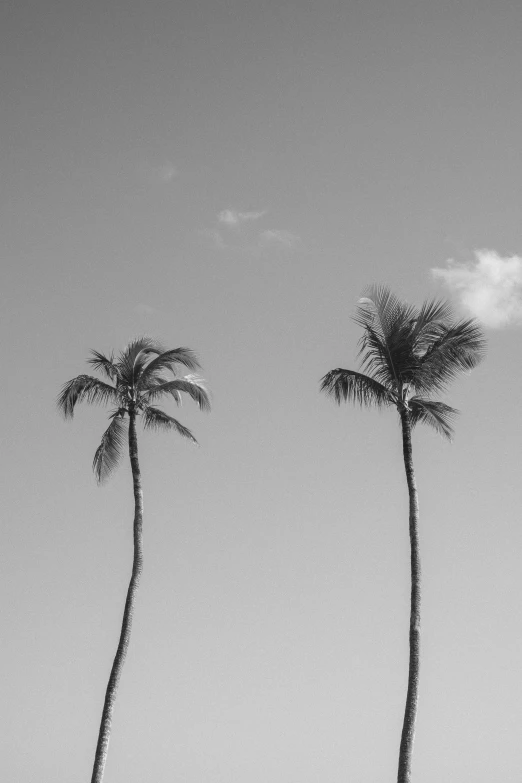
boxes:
[432,249,522,328]
[218,209,266,226]
[259,229,301,249]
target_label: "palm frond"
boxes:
[143,376,211,411]
[409,398,458,441]
[415,318,486,393]
[92,415,128,484]
[87,351,119,382]
[144,385,182,406]
[57,375,119,419]
[358,324,401,387]
[142,406,198,443]
[355,286,420,388]
[355,285,417,342]
[117,337,165,386]
[410,299,453,350]
[320,368,394,407]
[137,348,202,388]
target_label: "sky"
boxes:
[2,0,522,780]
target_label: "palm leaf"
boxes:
[355,285,392,336]
[410,299,453,351]
[409,398,458,441]
[142,406,198,443]
[357,325,392,382]
[117,337,165,386]
[92,415,128,483]
[356,287,418,387]
[137,348,202,388]
[415,319,486,393]
[57,375,119,419]
[87,351,119,383]
[320,368,394,407]
[355,285,416,342]
[143,377,211,411]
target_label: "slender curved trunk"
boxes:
[397,409,421,783]
[90,410,144,783]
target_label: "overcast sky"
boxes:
[2,1,522,781]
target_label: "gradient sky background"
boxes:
[3,1,522,780]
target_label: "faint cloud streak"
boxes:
[138,161,178,185]
[259,229,301,250]
[203,210,301,256]
[200,229,226,249]
[432,249,522,328]
[218,209,266,227]
[157,163,178,182]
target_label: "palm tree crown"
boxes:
[57,337,211,482]
[320,286,486,438]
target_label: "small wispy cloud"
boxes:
[218,209,266,227]
[203,229,226,249]
[203,209,301,256]
[432,249,522,328]
[157,162,178,182]
[259,229,301,249]
[138,161,178,185]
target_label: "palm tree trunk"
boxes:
[397,408,421,783]
[90,411,144,783]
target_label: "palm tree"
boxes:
[320,287,485,783]
[58,337,211,783]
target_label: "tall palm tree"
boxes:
[320,287,485,783]
[58,337,211,783]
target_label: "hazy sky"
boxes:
[3,1,522,781]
